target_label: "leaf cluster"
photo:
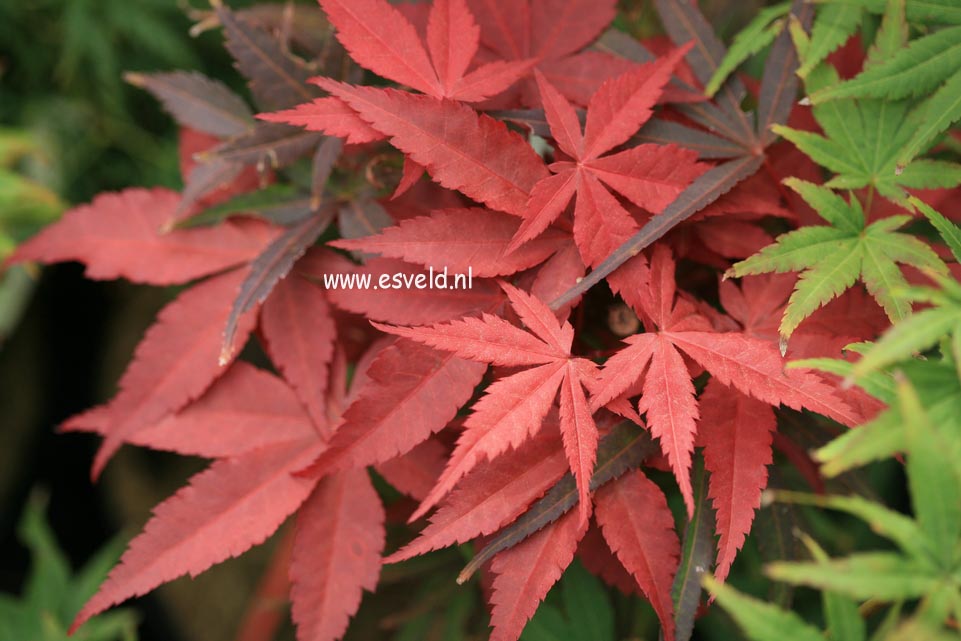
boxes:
[4,1,961,641]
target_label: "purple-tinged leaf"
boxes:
[235,4,337,60]
[653,0,756,145]
[675,101,753,146]
[217,4,318,110]
[222,205,336,362]
[631,119,747,159]
[126,71,254,138]
[205,123,323,170]
[177,186,314,229]
[337,199,394,249]
[757,0,813,146]
[311,137,344,206]
[177,160,245,220]
[671,458,715,641]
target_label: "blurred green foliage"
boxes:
[0,0,207,201]
[0,492,137,641]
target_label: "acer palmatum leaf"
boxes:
[463,0,624,105]
[265,0,533,147]
[386,432,568,563]
[300,339,486,477]
[595,469,680,641]
[289,468,385,641]
[7,188,278,285]
[320,0,531,101]
[509,61,706,265]
[638,337,700,515]
[559,361,600,524]
[72,440,322,633]
[260,96,384,144]
[222,207,334,363]
[427,0,477,90]
[698,379,775,582]
[319,0,441,95]
[330,208,570,278]
[378,284,599,523]
[125,71,253,138]
[459,421,657,583]
[374,313,564,367]
[374,438,448,502]
[260,273,337,437]
[216,3,316,111]
[581,45,692,158]
[87,269,261,478]
[592,247,860,515]
[487,508,588,641]
[312,81,549,217]
[412,361,569,520]
[63,362,315,459]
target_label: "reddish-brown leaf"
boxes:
[637,336,699,516]
[259,97,384,145]
[71,440,321,633]
[581,46,689,159]
[413,362,569,519]
[314,80,549,216]
[86,269,260,477]
[698,379,775,582]
[427,0,479,92]
[331,208,567,278]
[63,362,314,459]
[558,363,599,524]
[385,432,568,563]
[319,0,440,95]
[487,508,588,641]
[303,339,486,476]
[260,272,337,436]
[381,284,599,522]
[289,468,385,641]
[8,188,278,285]
[595,470,680,641]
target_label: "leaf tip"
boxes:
[123,72,147,87]
[218,343,234,367]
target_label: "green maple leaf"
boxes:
[773,84,961,204]
[727,180,946,342]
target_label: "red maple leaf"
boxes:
[592,246,862,515]
[488,508,588,641]
[69,341,442,641]
[7,188,278,285]
[508,53,707,266]
[261,0,533,141]
[375,282,600,525]
[696,377,775,582]
[594,469,680,640]
[463,0,636,106]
